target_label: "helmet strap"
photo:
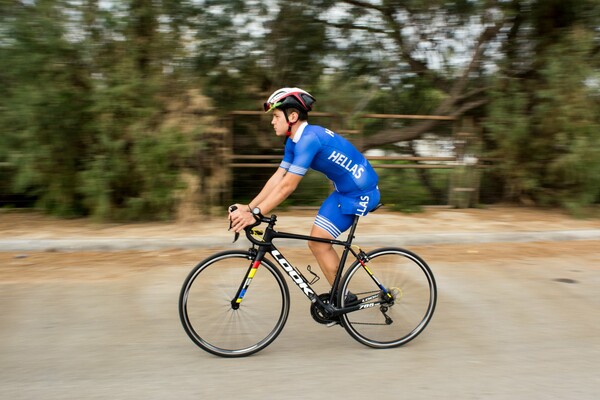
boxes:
[282,109,298,137]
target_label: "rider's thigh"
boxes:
[314,193,354,239]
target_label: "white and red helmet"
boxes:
[263,87,316,114]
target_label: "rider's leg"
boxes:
[310,188,380,289]
[308,224,359,307]
[308,225,339,285]
[310,193,355,286]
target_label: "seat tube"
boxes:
[330,215,360,302]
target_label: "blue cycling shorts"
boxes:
[314,186,380,238]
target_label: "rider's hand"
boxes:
[228,204,256,233]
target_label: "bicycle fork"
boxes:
[231,246,320,309]
[231,249,264,309]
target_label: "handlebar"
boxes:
[228,205,275,244]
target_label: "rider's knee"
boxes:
[308,239,331,255]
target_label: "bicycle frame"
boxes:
[232,213,393,318]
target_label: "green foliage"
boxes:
[0,0,199,220]
[486,27,600,212]
[265,3,329,88]
[2,0,600,220]
[534,31,600,211]
[379,172,428,213]
[375,162,447,212]
[81,126,192,220]
[0,1,94,216]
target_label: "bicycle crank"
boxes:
[310,293,337,325]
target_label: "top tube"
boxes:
[241,203,382,247]
[243,212,359,248]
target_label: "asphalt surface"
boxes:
[1,244,599,399]
[1,211,599,399]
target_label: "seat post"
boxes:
[345,214,361,244]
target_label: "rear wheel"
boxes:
[179,250,290,357]
[339,247,436,348]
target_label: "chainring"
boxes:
[310,293,337,325]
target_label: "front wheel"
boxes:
[179,250,290,357]
[339,247,437,348]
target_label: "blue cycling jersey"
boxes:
[280,123,378,194]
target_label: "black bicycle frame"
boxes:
[231,213,388,317]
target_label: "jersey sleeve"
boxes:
[287,132,321,176]
[279,140,294,171]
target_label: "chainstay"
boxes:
[343,289,395,326]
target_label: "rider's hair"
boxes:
[285,107,308,122]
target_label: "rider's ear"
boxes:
[288,110,299,123]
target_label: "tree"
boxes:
[305,0,505,150]
[0,0,95,215]
[486,0,600,210]
[263,2,330,88]
[0,0,204,219]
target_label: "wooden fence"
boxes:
[226,112,490,208]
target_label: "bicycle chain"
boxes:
[343,290,395,326]
[310,290,394,326]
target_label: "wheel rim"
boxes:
[341,249,436,347]
[180,252,289,356]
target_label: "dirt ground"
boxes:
[1,240,599,285]
[1,206,599,282]
[2,206,599,239]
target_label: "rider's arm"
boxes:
[254,130,320,214]
[229,169,302,232]
[251,131,321,214]
[229,131,316,231]
[254,172,303,215]
[248,167,287,209]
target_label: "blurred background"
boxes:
[1,0,599,220]
[2,3,599,398]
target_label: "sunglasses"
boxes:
[263,101,282,113]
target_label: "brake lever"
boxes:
[228,205,240,243]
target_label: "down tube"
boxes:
[269,246,317,301]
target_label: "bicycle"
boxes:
[178,205,437,357]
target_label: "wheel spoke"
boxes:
[341,248,437,348]
[179,251,289,357]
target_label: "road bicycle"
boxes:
[178,205,437,357]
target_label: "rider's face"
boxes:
[271,109,298,137]
[271,109,288,137]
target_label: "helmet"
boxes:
[263,87,316,114]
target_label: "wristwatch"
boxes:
[252,206,261,216]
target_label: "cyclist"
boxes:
[229,87,380,287]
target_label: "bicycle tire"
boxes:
[339,247,437,348]
[179,250,290,357]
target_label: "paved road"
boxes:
[1,244,599,399]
